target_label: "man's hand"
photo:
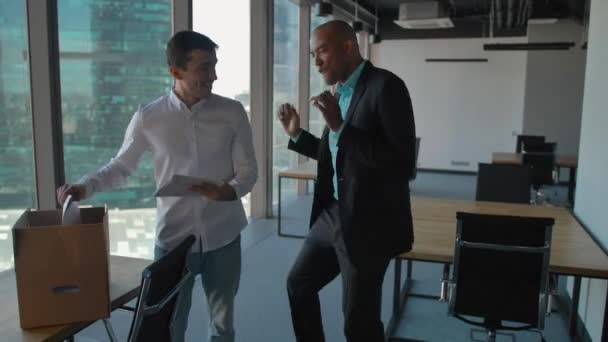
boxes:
[56,184,87,205]
[189,181,237,201]
[311,91,342,131]
[277,103,302,138]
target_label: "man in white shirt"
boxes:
[56,31,257,342]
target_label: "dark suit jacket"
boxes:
[288,61,416,265]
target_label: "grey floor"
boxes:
[75,171,573,341]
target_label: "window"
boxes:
[308,14,332,137]
[272,0,300,207]
[58,0,172,260]
[193,0,251,217]
[0,1,34,271]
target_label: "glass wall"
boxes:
[272,0,300,207]
[308,13,332,137]
[193,0,251,217]
[58,0,172,259]
[0,0,35,271]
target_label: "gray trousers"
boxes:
[286,201,390,342]
[155,235,241,342]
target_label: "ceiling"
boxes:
[345,0,588,39]
[359,0,585,19]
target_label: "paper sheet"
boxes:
[62,194,81,225]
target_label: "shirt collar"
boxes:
[336,60,366,95]
[169,88,210,113]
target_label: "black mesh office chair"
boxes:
[410,137,421,181]
[126,235,195,342]
[476,163,532,204]
[515,135,545,153]
[448,212,554,342]
[522,153,557,204]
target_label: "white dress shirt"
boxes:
[78,90,258,252]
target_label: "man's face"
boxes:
[310,28,348,85]
[172,49,218,99]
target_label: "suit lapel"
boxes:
[342,62,371,127]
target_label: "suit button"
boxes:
[338,178,344,182]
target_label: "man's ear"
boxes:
[169,65,182,80]
[343,39,352,53]
[344,39,357,55]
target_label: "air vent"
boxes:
[394,1,454,30]
[395,17,454,29]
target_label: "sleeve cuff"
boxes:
[330,123,345,138]
[76,176,95,199]
[290,131,302,143]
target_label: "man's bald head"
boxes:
[310,20,363,85]
[313,20,359,47]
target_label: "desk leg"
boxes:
[440,264,450,302]
[103,319,118,342]
[407,260,412,281]
[278,176,282,235]
[386,259,405,341]
[568,167,577,206]
[277,176,307,239]
[387,259,436,341]
[602,289,608,342]
[393,259,402,317]
[387,260,447,341]
[569,276,582,338]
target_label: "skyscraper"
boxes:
[0,0,35,208]
[60,0,172,208]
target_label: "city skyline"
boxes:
[0,0,302,271]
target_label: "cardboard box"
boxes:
[12,207,110,329]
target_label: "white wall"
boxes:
[523,19,587,155]
[372,18,604,339]
[572,0,608,340]
[575,0,608,265]
[371,37,528,171]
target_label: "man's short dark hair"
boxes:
[166,31,218,69]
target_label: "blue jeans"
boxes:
[155,235,241,342]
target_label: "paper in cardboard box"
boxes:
[12,206,110,329]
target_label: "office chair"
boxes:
[410,137,421,181]
[515,135,545,153]
[476,163,558,314]
[448,212,554,342]
[119,235,196,342]
[522,153,558,205]
[476,163,532,204]
[521,141,556,154]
